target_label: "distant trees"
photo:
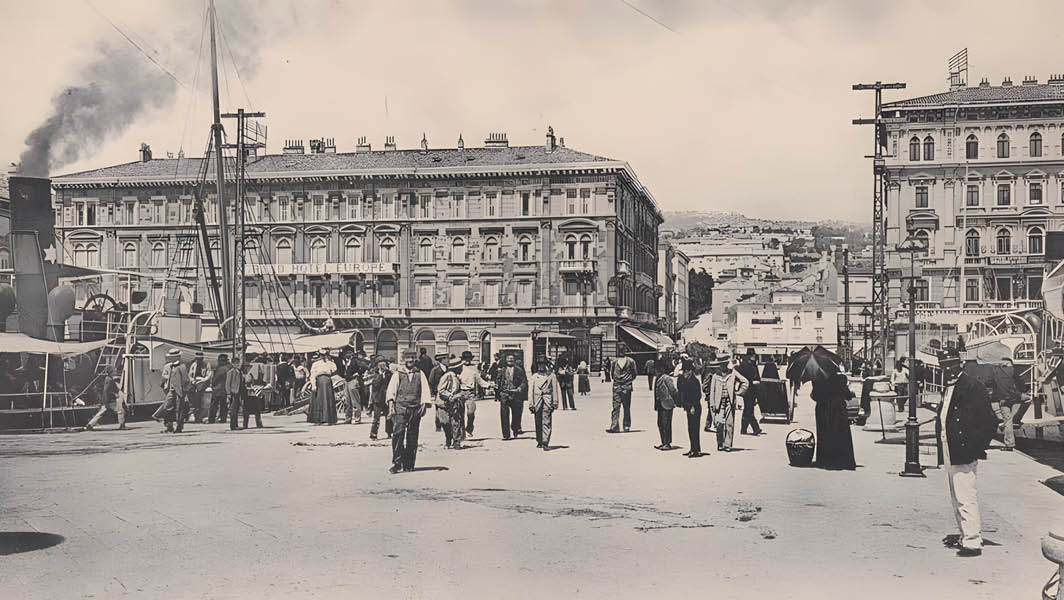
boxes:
[689,268,714,317]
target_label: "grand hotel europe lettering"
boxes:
[50,130,666,366]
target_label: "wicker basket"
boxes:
[786,428,816,467]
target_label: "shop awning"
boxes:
[619,325,674,351]
[0,333,111,356]
[538,332,575,340]
[246,329,359,354]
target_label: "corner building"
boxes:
[51,132,664,367]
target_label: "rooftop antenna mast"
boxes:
[208,0,233,333]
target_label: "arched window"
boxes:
[376,330,398,362]
[310,237,327,263]
[1029,226,1045,255]
[210,240,221,267]
[418,238,434,263]
[379,237,395,263]
[966,134,979,159]
[996,228,1012,255]
[123,242,138,268]
[965,229,980,257]
[275,238,292,264]
[580,234,592,259]
[178,240,197,267]
[344,237,362,263]
[85,242,100,268]
[566,234,578,260]
[482,236,498,262]
[1030,132,1043,157]
[416,329,436,356]
[997,133,1010,158]
[909,136,921,161]
[451,237,466,263]
[0,249,9,270]
[923,135,935,161]
[914,229,930,251]
[446,329,469,358]
[152,242,166,267]
[73,243,86,267]
[793,315,801,328]
[518,235,533,262]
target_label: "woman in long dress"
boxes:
[577,360,591,395]
[307,350,338,425]
[812,372,857,470]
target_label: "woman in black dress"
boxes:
[811,372,856,470]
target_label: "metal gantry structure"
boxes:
[853,81,905,369]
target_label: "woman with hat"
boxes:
[307,348,338,425]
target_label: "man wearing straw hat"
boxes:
[154,348,189,433]
[188,351,213,424]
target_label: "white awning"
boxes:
[0,333,111,356]
[619,325,674,351]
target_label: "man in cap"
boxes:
[736,348,763,436]
[607,343,637,433]
[338,347,362,424]
[495,353,528,440]
[385,350,433,473]
[938,348,999,557]
[457,350,492,436]
[188,351,213,424]
[365,355,393,440]
[85,364,125,431]
[209,354,232,424]
[154,348,189,433]
[528,355,561,449]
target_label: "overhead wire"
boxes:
[83,0,188,89]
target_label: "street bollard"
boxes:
[1042,528,1064,600]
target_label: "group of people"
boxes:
[146,349,264,433]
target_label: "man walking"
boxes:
[427,353,448,433]
[339,347,362,424]
[457,351,491,436]
[678,359,703,457]
[645,356,657,391]
[209,354,231,424]
[529,356,561,450]
[276,354,294,410]
[366,357,393,440]
[654,361,679,450]
[154,349,189,433]
[607,344,637,433]
[240,359,263,430]
[85,365,125,431]
[226,357,245,430]
[187,352,212,424]
[386,351,433,473]
[938,349,998,557]
[495,353,528,440]
[736,349,763,436]
[416,347,434,378]
[436,356,465,448]
[989,357,1021,452]
[556,358,575,410]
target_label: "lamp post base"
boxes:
[899,418,925,477]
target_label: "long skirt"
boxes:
[578,374,591,394]
[307,374,338,424]
[815,397,856,470]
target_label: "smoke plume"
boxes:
[16,0,276,177]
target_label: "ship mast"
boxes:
[208,0,234,334]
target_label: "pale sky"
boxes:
[3,0,1064,221]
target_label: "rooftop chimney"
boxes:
[1050,74,1064,85]
[979,77,990,88]
[139,143,152,162]
[1002,76,1013,87]
[1023,75,1039,86]
[283,139,305,154]
[324,138,336,153]
[558,137,565,148]
[356,136,371,153]
[457,134,464,150]
[545,126,557,153]
[309,138,324,153]
[484,132,509,148]
[420,133,429,153]
[178,150,185,159]
[384,136,396,151]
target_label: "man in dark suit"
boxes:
[736,349,763,435]
[938,349,999,557]
[495,353,528,440]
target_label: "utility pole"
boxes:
[842,246,851,371]
[853,80,905,371]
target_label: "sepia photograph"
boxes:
[3,1,1064,598]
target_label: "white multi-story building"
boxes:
[734,289,839,356]
[674,238,785,278]
[881,75,1064,326]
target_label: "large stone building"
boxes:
[882,75,1064,326]
[50,131,664,367]
[733,288,839,357]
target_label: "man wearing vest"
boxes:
[386,350,433,474]
[495,353,528,440]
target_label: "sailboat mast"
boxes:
[209,0,234,333]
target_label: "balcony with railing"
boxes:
[558,259,596,274]
[907,299,1044,322]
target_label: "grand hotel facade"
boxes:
[50,131,665,367]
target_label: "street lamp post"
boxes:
[897,233,928,478]
[860,306,872,367]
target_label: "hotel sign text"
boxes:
[247,262,396,276]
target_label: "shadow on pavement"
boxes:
[544,445,570,451]
[409,466,449,472]
[0,532,65,555]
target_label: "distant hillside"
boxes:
[662,210,864,232]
